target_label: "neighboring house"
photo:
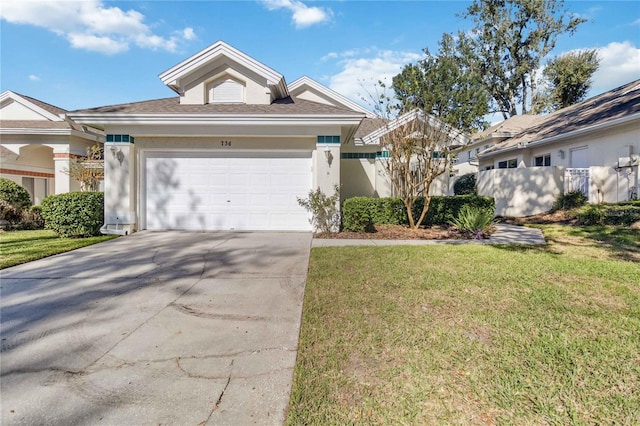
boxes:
[0,91,103,204]
[477,79,640,217]
[358,109,470,197]
[69,41,377,233]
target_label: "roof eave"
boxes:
[68,112,364,126]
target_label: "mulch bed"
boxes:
[314,224,465,240]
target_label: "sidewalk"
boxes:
[312,223,546,247]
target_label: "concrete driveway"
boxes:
[1,231,312,425]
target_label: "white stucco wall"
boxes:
[0,100,50,120]
[478,167,565,217]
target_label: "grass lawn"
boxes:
[287,225,640,425]
[0,229,118,269]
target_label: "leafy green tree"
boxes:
[458,0,585,119]
[392,33,490,133]
[532,50,599,113]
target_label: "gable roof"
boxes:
[159,41,289,100]
[360,109,469,147]
[481,79,640,157]
[288,76,374,116]
[0,91,103,139]
[0,90,65,122]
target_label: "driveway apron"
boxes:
[1,231,312,426]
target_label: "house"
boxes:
[69,41,385,233]
[0,91,103,204]
[476,79,640,217]
[358,109,470,197]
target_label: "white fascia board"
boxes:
[288,76,374,116]
[68,113,364,127]
[361,109,470,146]
[0,128,71,136]
[0,91,64,122]
[159,41,287,97]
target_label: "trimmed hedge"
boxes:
[576,203,640,226]
[41,192,104,237]
[0,178,31,209]
[342,195,495,231]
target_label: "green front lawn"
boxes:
[0,230,118,269]
[287,225,640,425]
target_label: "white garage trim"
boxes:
[141,150,312,231]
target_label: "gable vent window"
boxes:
[209,79,244,104]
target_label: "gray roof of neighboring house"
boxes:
[354,117,387,140]
[0,119,103,135]
[1,93,102,136]
[482,79,640,156]
[473,114,544,141]
[71,96,364,116]
[18,93,68,117]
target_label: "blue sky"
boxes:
[1,0,639,116]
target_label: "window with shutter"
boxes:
[209,79,244,103]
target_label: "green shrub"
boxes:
[0,199,23,228]
[412,195,495,226]
[40,192,104,237]
[18,206,45,230]
[552,190,588,212]
[0,178,32,209]
[297,186,341,233]
[341,195,495,230]
[453,173,477,195]
[576,203,640,226]
[371,198,406,225]
[449,205,494,239]
[342,197,375,232]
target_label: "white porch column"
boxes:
[52,151,80,194]
[315,140,340,197]
[104,137,137,233]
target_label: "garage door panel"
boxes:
[145,152,312,231]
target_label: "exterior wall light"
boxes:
[324,145,333,164]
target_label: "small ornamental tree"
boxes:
[375,110,469,229]
[63,145,104,192]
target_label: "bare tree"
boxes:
[63,145,104,192]
[367,110,469,229]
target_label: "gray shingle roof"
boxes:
[71,96,364,116]
[483,79,640,155]
[354,117,387,140]
[473,114,544,140]
[17,93,68,116]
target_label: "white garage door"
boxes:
[145,151,312,231]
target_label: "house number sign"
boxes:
[220,140,232,147]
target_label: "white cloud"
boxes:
[324,48,421,108]
[591,41,640,94]
[182,27,196,41]
[28,74,41,82]
[0,0,196,54]
[260,0,332,29]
